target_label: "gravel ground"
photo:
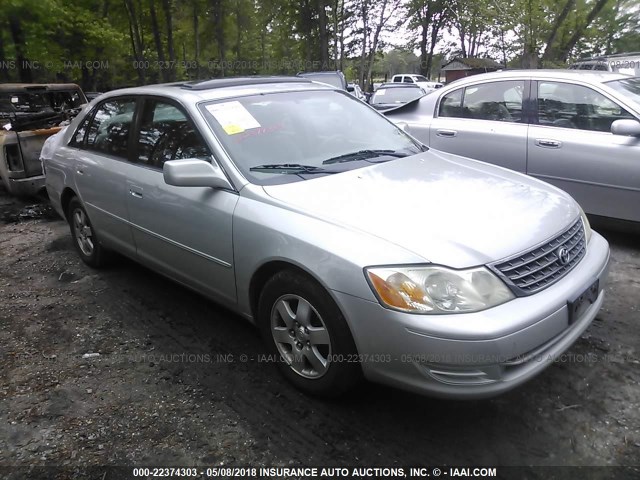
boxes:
[0,189,638,478]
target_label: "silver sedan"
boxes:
[44,77,610,398]
[385,70,640,224]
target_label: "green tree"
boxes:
[406,0,450,78]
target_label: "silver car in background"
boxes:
[570,52,640,76]
[385,70,640,223]
[369,83,426,111]
[45,77,610,399]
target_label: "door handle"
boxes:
[436,129,457,137]
[535,139,562,148]
[129,189,143,199]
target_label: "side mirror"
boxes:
[346,85,355,92]
[163,159,232,190]
[611,119,640,136]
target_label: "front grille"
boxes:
[489,218,586,296]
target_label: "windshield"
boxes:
[372,87,424,105]
[606,78,640,108]
[200,90,423,185]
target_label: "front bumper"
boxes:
[333,231,610,399]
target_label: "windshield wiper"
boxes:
[321,149,409,165]
[249,163,335,174]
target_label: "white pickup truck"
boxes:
[390,74,443,92]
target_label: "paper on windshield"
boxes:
[206,101,261,135]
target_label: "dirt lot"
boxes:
[0,189,639,477]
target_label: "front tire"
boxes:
[258,270,362,397]
[67,197,108,268]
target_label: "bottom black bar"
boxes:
[0,466,637,480]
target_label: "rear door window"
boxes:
[438,88,463,117]
[461,81,524,122]
[85,99,136,158]
[439,81,524,123]
[69,116,91,148]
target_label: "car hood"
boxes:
[262,150,579,268]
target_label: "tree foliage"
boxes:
[0,0,637,89]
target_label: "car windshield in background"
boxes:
[606,77,640,107]
[0,89,85,116]
[0,87,87,131]
[199,90,422,185]
[372,87,424,105]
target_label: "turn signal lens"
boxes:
[367,271,435,313]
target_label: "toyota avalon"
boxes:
[44,77,610,398]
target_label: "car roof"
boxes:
[297,71,343,76]
[0,83,83,92]
[446,69,632,86]
[95,76,335,103]
[573,52,640,62]
[181,76,312,90]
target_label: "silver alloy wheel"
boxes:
[270,294,332,379]
[73,208,94,257]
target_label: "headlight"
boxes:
[579,207,592,244]
[366,265,514,314]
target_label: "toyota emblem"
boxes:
[556,246,571,265]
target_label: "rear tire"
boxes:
[67,197,109,268]
[258,270,362,397]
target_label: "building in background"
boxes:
[441,58,504,83]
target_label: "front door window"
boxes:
[137,100,211,169]
[537,82,635,132]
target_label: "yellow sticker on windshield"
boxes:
[223,124,245,135]
[206,101,260,135]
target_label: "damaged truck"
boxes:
[0,83,87,196]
